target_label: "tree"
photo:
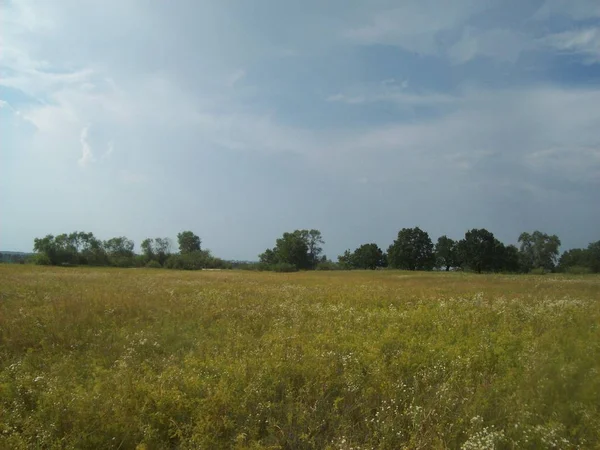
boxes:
[457,229,498,273]
[435,236,457,271]
[154,238,172,265]
[558,248,590,272]
[502,244,521,272]
[141,238,155,262]
[298,229,324,269]
[387,227,434,270]
[259,230,315,270]
[337,250,355,270]
[341,243,386,270]
[34,235,59,265]
[275,232,311,269]
[518,231,561,272]
[177,231,201,254]
[140,237,172,266]
[587,240,600,273]
[103,236,135,266]
[259,248,278,265]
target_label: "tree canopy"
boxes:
[387,227,435,270]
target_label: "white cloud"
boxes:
[543,28,600,64]
[78,125,95,167]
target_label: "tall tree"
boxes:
[141,238,172,265]
[103,237,134,266]
[275,232,311,269]
[502,244,521,272]
[260,230,315,269]
[141,238,155,261]
[387,227,434,270]
[177,231,201,254]
[457,229,498,273]
[518,231,561,272]
[435,235,457,271]
[351,243,386,269]
[587,240,600,273]
[337,250,355,270]
[297,229,324,269]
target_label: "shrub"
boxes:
[271,262,298,273]
[31,253,52,266]
[565,265,592,275]
[316,261,339,271]
[145,260,162,269]
[530,267,547,275]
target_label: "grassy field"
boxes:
[0,266,599,449]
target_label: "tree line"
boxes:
[22,227,600,274]
[258,227,599,274]
[30,231,231,269]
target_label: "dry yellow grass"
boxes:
[1,265,599,449]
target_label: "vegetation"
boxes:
[1,265,599,448]
[24,227,600,274]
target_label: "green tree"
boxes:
[457,229,498,273]
[103,237,135,266]
[350,243,386,269]
[435,235,457,271]
[501,244,521,272]
[259,248,278,265]
[260,230,313,270]
[177,231,201,254]
[587,240,600,273]
[337,250,355,270]
[33,235,59,265]
[387,227,434,270]
[141,238,155,262]
[558,248,590,272]
[297,229,324,269]
[518,231,561,272]
[140,238,172,266]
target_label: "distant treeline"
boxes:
[19,228,600,274]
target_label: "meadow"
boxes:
[0,265,599,449]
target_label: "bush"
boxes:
[109,256,135,268]
[316,261,339,271]
[31,253,52,266]
[165,252,204,270]
[271,262,298,273]
[235,262,270,271]
[530,267,547,275]
[565,265,592,275]
[145,260,162,269]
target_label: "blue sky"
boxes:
[1,0,599,260]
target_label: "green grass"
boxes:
[1,266,599,449]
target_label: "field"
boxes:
[1,266,599,449]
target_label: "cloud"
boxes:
[77,125,95,167]
[343,0,491,55]
[543,28,600,64]
[534,0,600,20]
[448,28,532,64]
[326,89,457,106]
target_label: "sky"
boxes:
[1,0,600,260]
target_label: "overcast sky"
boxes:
[1,0,599,259]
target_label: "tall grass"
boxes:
[1,266,599,449]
